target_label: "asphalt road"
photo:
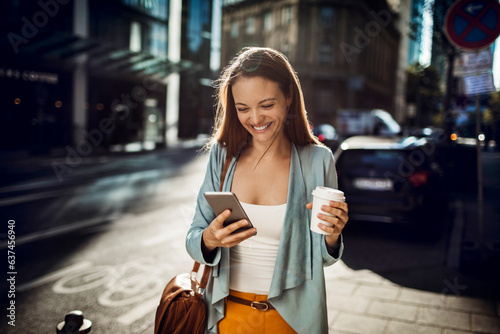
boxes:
[0,147,470,333]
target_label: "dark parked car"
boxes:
[313,124,341,152]
[334,136,447,235]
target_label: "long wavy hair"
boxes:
[209,47,321,165]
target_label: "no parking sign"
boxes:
[444,0,500,50]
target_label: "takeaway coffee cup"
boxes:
[310,186,345,235]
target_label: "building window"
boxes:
[246,17,255,35]
[282,42,290,57]
[231,20,239,38]
[320,7,334,27]
[316,89,332,115]
[318,42,333,64]
[282,6,292,26]
[263,11,272,31]
[122,0,168,20]
[130,21,142,52]
[150,22,167,58]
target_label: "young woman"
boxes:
[186,47,348,333]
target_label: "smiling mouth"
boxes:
[252,122,272,131]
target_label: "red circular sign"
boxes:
[444,0,500,50]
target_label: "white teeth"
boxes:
[253,122,271,131]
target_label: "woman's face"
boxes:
[231,76,291,146]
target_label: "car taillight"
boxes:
[409,171,430,187]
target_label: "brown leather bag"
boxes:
[154,155,231,333]
[154,262,211,334]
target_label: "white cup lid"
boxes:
[311,186,345,201]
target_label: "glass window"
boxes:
[282,42,290,55]
[187,0,212,53]
[282,6,292,26]
[316,89,331,115]
[246,17,255,35]
[320,7,334,27]
[263,11,272,31]
[150,22,167,58]
[121,0,168,20]
[318,42,333,64]
[231,20,239,38]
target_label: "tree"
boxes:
[406,63,443,127]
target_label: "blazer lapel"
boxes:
[268,144,312,298]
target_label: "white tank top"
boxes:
[229,201,287,294]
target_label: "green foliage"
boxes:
[406,63,443,126]
[486,91,500,126]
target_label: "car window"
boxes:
[337,148,430,172]
[337,149,405,169]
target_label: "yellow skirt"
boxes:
[218,290,297,334]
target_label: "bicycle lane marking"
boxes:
[52,265,115,294]
[116,296,160,325]
[17,261,93,292]
[49,258,174,306]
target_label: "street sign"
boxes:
[453,49,494,76]
[444,0,500,50]
[463,72,496,94]
[461,48,493,73]
[460,49,496,95]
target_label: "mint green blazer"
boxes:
[186,142,344,333]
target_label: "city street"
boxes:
[1,147,208,333]
[1,147,499,333]
[2,0,500,333]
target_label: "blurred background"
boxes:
[1,0,500,333]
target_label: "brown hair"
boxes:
[209,47,321,163]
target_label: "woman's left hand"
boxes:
[306,201,349,247]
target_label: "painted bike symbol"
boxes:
[52,259,167,307]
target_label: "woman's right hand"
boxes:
[202,209,257,254]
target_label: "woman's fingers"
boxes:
[318,222,337,235]
[221,223,257,247]
[317,201,349,233]
[208,214,256,248]
[214,209,232,228]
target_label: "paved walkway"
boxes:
[3,141,499,333]
[324,260,500,333]
[323,150,500,334]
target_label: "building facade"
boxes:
[178,0,219,138]
[407,0,424,65]
[220,0,401,128]
[0,0,216,158]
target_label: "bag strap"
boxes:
[220,153,232,193]
[191,153,231,292]
[191,262,211,291]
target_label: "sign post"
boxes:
[444,0,500,250]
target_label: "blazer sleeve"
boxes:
[319,147,344,266]
[185,143,224,266]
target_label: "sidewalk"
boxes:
[460,151,500,277]
[324,261,500,334]
[3,140,499,333]
[323,150,500,334]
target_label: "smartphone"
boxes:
[203,192,254,233]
